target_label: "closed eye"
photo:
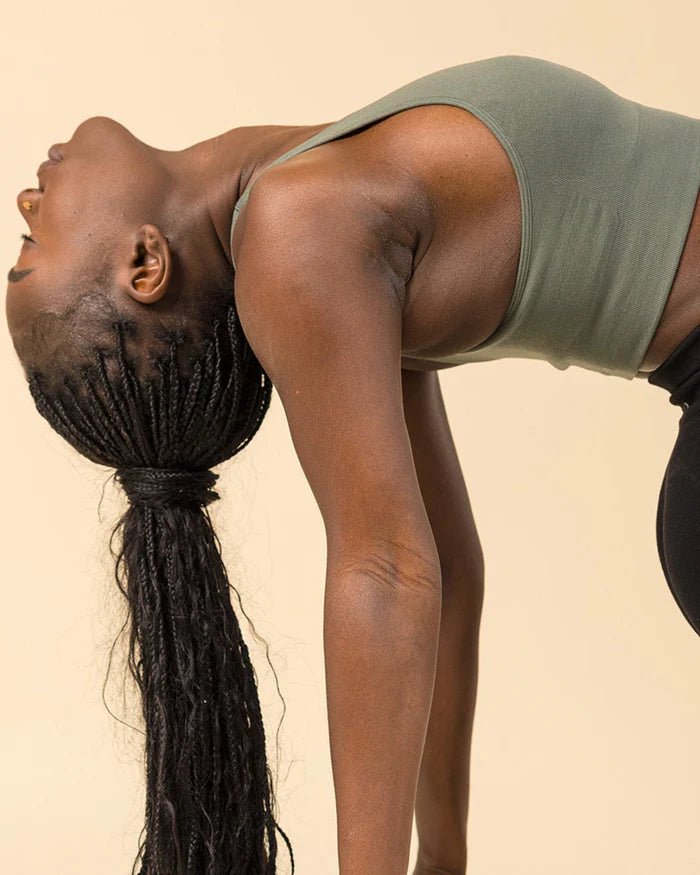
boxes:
[7,267,35,283]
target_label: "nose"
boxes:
[17,188,40,220]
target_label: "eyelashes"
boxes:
[20,233,34,243]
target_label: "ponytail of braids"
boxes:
[25,303,294,874]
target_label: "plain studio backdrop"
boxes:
[2,1,699,873]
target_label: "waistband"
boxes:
[647,324,700,408]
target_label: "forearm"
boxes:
[413,568,484,875]
[324,561,442,875]
[399,368,486,873]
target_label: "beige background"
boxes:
[2,1,699,873]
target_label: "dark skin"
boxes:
[7,108,700,874]
[6,116,333,345]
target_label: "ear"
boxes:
[118,223,172,305]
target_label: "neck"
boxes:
[160,121,333,268]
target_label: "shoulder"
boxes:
[228,158,441,569]
[231,100,512,282]
[232,161,409,392]
[231,134,430,295]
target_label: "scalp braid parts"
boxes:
[25,302,296,874]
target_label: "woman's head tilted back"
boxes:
[6,117,294,874]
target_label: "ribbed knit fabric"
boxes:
[648,323,700,407]
[230,55,700,380]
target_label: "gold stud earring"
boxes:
[22,200,33,211]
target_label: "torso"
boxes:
[635,188,700,375]
[237,104,700,378]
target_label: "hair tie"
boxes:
[115,467,219,508]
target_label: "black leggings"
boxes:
[648,324,700,638]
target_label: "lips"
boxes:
[37,158,59,175]
[36,146,63,182]
[36,158,60,191]
[29,146,63,193]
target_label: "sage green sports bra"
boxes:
[230,54,700,380]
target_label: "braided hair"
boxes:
[21,295,294,874]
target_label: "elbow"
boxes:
[329,533,443,598]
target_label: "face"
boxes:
[6,116,172,351]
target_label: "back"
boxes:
[230,55,700,380]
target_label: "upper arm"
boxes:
[232,171,440,582]
[400,368,485,584]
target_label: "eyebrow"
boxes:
[7,267,35,283]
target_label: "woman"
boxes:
[6,54,700,875]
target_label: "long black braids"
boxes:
[25,302,295,874]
